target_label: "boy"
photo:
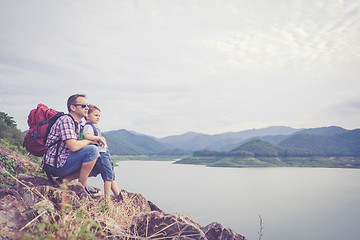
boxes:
[82,104,120,201]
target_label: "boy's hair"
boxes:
[67,94,87,112]
[88,104,101,115]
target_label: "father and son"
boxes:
[41,94,120,201]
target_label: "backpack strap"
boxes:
[43,114,76,185]
[44,164,57,186]
[84,122,98,136]
[51,114,76,169]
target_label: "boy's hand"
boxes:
[97,137,107,147]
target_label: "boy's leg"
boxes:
[97,150,121,199]
[104,181,112,201]
[111,181,120,197]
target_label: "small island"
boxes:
[175,139,360,168]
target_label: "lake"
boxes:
[87,161,360,240]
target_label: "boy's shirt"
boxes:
[83,123,107,152]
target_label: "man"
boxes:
[42,94,105,193]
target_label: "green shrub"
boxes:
[0,138,10,147]
[0,154,19,176]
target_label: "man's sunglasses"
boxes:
[73,103,89,108]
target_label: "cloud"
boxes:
[326,90,360,114]
[1,0,360,136]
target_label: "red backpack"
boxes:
[23,104,64,157]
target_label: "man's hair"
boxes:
[88,104,101,115]
[67,94,87,112]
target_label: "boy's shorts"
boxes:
[95,150,115,181]
[47,145,101,178]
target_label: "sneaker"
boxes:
[85,186,103,197]
[111,192,123,202]
[55,177,63,185]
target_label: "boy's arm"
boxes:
[84,133,107,147]
[83,133,101,141]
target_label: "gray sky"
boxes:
[1,0,359,137]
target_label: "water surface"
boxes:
[88,161,360,240]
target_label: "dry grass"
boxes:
[21,191,205,239]
[17,179,161,239]
[1,172,208,240]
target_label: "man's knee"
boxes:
[83,157,98,167]
[82,145,100,162]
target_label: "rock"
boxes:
[202,222,245,240]
[129,211,207,240]
[128,212,246,240]
[22,188,35,207]
[147,200,162,211]
[67,181,90,199]
[203,222,223,240]
[101,216,123,236]
[31,199,54,211]
[0,209,22,235]
[0,189,29,239]
[30,199,55,222]
[119,190,152,213]
[17,173,52,186]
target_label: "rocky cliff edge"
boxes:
[0,145,245,240]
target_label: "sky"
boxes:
[0,0,359,138]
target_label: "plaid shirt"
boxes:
[42,114,80,168]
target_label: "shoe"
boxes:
[55,177,63,185]
[111,192,123,202]
[85,186,103,197]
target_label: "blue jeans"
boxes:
[46,145,100,178]
[95,150,116,181]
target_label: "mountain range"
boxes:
[103,126,360,157]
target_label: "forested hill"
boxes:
[294,126,347,136]
[0,112,24,148]
[231,139,316,157]
[279,129,360,156]
[193,139,316,158]
[157,126,299,151]
[103,129,191,155]
[191,128,360,158]
[176,138,360,168]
